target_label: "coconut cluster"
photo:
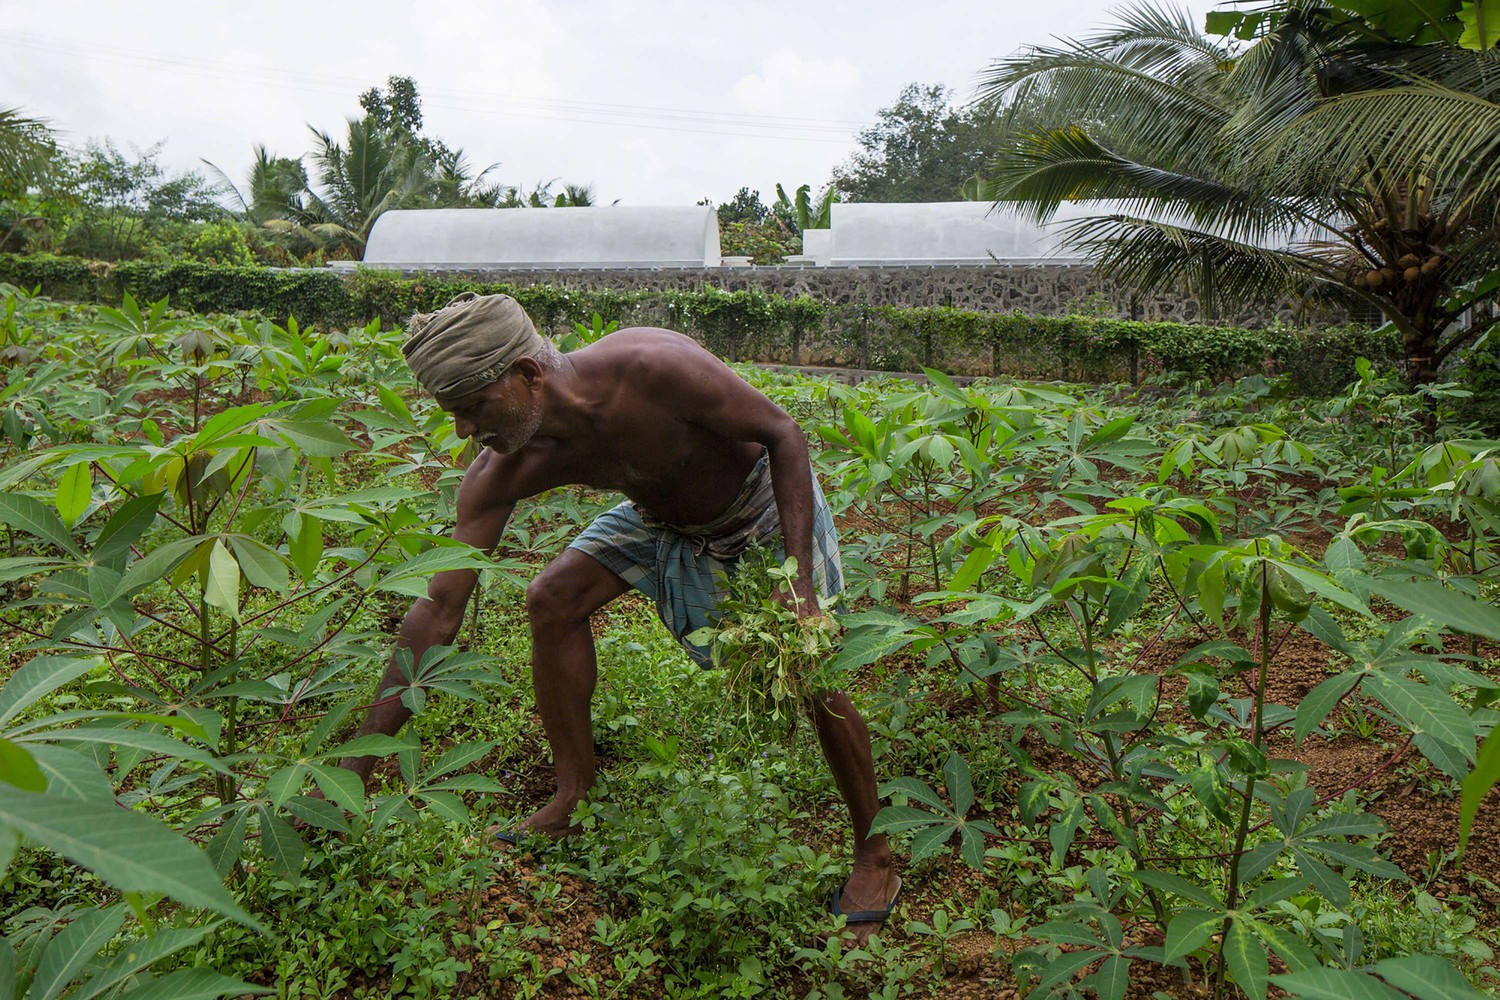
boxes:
[1342,203,1448,293]
[1350,251,1444,290]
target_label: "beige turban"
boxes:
[401,292,547,398]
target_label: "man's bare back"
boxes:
[452,328,771,527]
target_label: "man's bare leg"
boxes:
[517,549,630,836]
[810,690,900,945]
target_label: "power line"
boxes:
[2,29,875,142]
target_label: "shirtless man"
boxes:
[338,292,901,941]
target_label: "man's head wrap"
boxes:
[402,292,547,399]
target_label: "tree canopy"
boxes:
[829,84,1002,202]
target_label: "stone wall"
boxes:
[374,263,1339,327]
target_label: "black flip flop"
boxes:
[828,875,903,925]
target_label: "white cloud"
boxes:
[0,0,1222,207]
[732,49,861,114]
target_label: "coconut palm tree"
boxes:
[203,145,308,225]
[292,117,439,255]
[431,148,506,209]
[0,106,56,199]
[976,3,1500,400]
[553,183,595,207]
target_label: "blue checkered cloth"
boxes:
[569,449,844,665]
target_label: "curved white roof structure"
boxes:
[825,201,1106,265]
[360,206,721,269]
[821,200,1304,266]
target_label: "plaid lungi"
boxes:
[569,449,844,665]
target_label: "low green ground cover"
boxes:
[0,287,1497,999]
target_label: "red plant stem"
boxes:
[213,537,390,640]
[111,622,185,699]
[221,449,257,526]
[100,649,137,687]
[254,590,375,752]
[0,617,201,673]
[91,462,192,535]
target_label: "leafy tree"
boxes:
[290,117,439,256]
[256,77,597,255]
[715,186,771,224]
[977,3,1499,408]
[702,187,800,259]
[718,219,799,263]
[60,139,223,260]
[830,83,1002,202]
[553,183,595,207]
[360,74,425,138]
[0,107,62,252]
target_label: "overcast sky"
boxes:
[4,1,1218,206]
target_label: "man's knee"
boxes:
[527,554,621,631]
[526,569,581,630]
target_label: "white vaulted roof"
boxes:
[359,206,722,269]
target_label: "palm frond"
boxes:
[0,106,57,192]
[199,158,249,215]
[1065,2,1231,75]
[1058,213,1359,318]
[989,125,1336,245]
[1267,77,1500,199]
[978,45,1235,176]
[1220,9,1325,149]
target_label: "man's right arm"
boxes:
[339,450,515,785]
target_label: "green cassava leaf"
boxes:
[1367,578,1500,641]
[26,746,114,800]
[1460,726,1500,853]
[1225,918,1269,1000]
[1369,674,1475,759]
[1164,908,1220,963]
[203,539,239,616]
[0,491,83,558]
[226,535,288,594]
[1372,954,1491,1000]
[1295,674,1359,744]
[54,462,92,529]
[113,968,270,1000]
[0,654,102,728]
[943,752,974,815]
[0,737,45,792]
[0,786,257,926]
[30,904,128,1000]
[93,493,164,563]
[1271,967,1407,1000]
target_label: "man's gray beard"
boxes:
[485,397,542,454]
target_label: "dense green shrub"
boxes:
[1454,331,1500,433]
[0,253,1410,393]
[0,253,353,324]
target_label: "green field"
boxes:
[1,286,1497,1000]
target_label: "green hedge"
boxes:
[0,253,1403,393]
[0,255,354,324]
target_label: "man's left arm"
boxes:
[761,412,820,614]
[672,352,821,614]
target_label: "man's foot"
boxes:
[488,797,583,846]
[829,868,902,946]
